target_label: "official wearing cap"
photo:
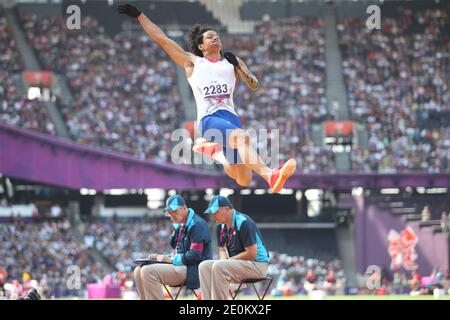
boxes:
[199,195,270,300]
[134,194,212,299]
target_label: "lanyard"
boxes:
[175,225,185,250]
[220,224,236,247]
[173,213,189,254]
[172,225,184,256]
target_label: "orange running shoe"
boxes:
[269,159,297,193]
[192,138,222,159]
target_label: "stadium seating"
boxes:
[83,218,172,273]
[0,219,105,298]
[338,6,449,173]
[0,3,447,172]
[0,9,55,135]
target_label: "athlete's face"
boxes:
[199,30,222,53]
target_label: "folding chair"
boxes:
[231,277,273,300]
[163,282,198,300]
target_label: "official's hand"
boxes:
[156,254,169,262]
[224,52,239,67]
[148,254,157,260]
[117,3,142,18]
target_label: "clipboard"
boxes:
[133,259,171,266]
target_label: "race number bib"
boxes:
[202,83,229,97]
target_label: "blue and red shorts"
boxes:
[199,110,243,164]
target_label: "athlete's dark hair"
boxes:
[186,24,214,57]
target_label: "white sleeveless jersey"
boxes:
[187,56,238,124]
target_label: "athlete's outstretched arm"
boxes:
[137,14,195,67]
[117,3,194,68]
[224,52,259,90]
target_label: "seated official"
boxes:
[134,194,212,300]
[199,195,270,300]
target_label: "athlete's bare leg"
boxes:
[193,132,295,191]
[229,164,252,187]
[228,128,297,192]
[211,151,237,180]
[200,148,252,187]
[228,129,273,183]
[192,139,240,181]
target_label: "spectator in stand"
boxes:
[409,270,422,294]
[303,269,318,295]
[323,270,337,295]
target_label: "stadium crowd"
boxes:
[83,217,173,274]
[268,253,449,297]
[2,6,449,174]
[0,9,55,135]
[339,7,449,173]
[0,217,104,299]
[355,266,449,296]
[267,252,346,296]
[20,13,184,162]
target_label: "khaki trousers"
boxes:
[199,259,268,300]
[133,264,187,300]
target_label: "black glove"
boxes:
[224,52,239,67]
[117,3,141,18]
